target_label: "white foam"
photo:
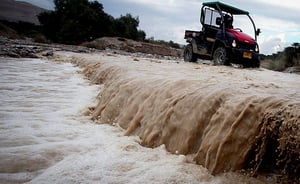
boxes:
[0,57,267,184]
[0,58,209,183]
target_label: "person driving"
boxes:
[224,14,233,29]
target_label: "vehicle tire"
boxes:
[213,47,228,66]
[253,59,260,68]
[184,44,197,62]
[243,60,260,68]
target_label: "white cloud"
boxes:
[252,0,300,11]
[252,15,300,54]
[123,0,202,17]
[254,15,299,33]
[120,0,181,14]
[131,0,200,43]
[259,34,289,55]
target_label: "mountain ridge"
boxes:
[0,0,46,24]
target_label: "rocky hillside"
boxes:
[0,0,46,24]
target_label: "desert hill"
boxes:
[0,0,46,24]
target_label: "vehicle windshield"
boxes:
[202,7,256,39]
[232,14,256,39]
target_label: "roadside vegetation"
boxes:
[144,37,181,49]
[262,43,300,72]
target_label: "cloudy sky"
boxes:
[20,0,300,55]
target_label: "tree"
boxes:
[284,42,300,67]
[137,30,146,41]
[38,0,114,44]
[38,11,60,42]
[38,0,147,44]
[114,14,141,40]
[264,42,300,71]
[292,42,300,49]
[284,46,294,67]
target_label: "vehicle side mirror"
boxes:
[216,17,222,26]
[256,28,261,36]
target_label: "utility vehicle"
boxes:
[184,1,261,67]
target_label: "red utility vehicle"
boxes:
[184,1,261,67]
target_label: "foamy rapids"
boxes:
[62,51,300,181]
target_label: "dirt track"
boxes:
[54,51,300,181]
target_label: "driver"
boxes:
[224,14,233,29]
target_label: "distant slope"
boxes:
[0,0,46,24]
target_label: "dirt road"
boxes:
[56,51,300,181]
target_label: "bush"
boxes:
[33,33,49,43]
[263,43,300,71]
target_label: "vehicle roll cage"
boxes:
[201,1,260,41]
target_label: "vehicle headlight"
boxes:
[255,44,259,52]
[232,40,237,48]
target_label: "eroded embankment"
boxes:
[66,52,300,179]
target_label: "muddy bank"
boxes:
[83,37,182,58]
[0,36,181,62]
[56,52,300,181]
[0,36,95,58]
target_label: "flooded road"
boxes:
[0,58,100,183]
[0,58,209,184]
[62,52,300,183]
[0,57,279,184]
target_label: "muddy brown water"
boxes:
[1,53,299,183]
[65,52,300,182]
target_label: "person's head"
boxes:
[224,14,233,28]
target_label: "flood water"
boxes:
[0,57,272,184]
[0,58,100,183]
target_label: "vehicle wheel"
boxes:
[253,59,260,68]
[243,60,260,68]
[184,44,197,62]
[213,47,228,65]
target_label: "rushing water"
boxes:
[0,58,203,184]
[72,52,300,183]
[0,57,275,184]
[0,58,101,183]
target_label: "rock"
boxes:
[7,51,20,58]
[0,37,95,59]
[284,66,300,74]
[41,51,54,57]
